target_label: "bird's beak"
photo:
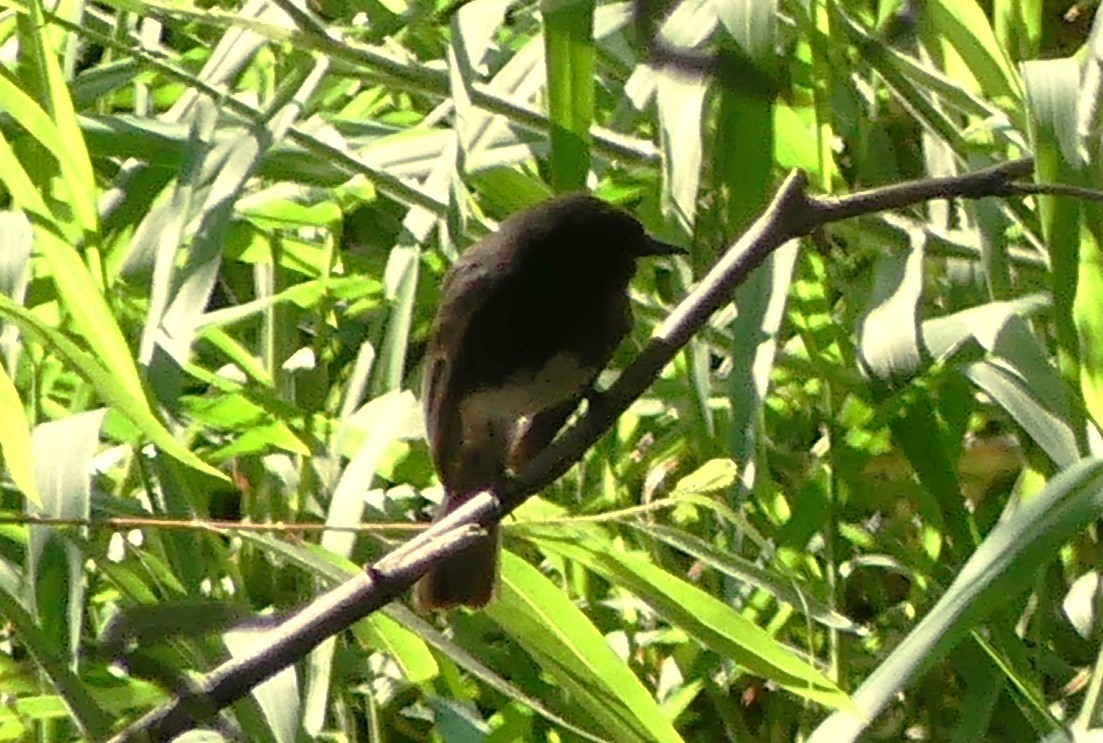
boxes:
[640,236,688,256]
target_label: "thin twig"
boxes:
[1012,180,1103,204]
[0,513,421,535]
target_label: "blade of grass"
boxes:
[543,0,594,192]
[0,294,225,481]
[489,552,685,743]
[810,458,1103,742]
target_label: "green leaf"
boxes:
[2,15,98,236]
[0,361,39,506]
[0,574,113,738]
[516,499,849,710]
[889,391,975,554]
[926,0,1022,103]
[994,0,1042,61]
[542,0,595,192]
[1024,56,1086,450]
[354,612,439,684]
[0,294,225,481]
[224,627,301,743]
[630,523,863,635]
[857,245,927,389]
[488,552,684,743]
[922,297,1079,467]
[671,458,739,494]
[28,410,106,667]
[811,458,1103,742]
[36,225,150,405]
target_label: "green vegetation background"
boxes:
[0,0,1099,740]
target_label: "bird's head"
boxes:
[502,193,685,281]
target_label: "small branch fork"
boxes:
[108,157,1035,742]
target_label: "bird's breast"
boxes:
[458,352,595,431]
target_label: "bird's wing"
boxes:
[422,253,502,480]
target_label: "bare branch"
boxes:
[109,157,1035,742]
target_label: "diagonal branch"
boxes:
[108,157,1034,742]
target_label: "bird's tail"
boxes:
[415,494,499,610]
[416,396,582,610]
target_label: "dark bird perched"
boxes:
[417,193,684,610]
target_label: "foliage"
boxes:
[0,0,1101,740]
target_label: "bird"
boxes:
[416,193,684,610]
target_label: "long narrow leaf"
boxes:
[0,295,224,481]
[810,458,1103,742]
[490,552,684,743]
